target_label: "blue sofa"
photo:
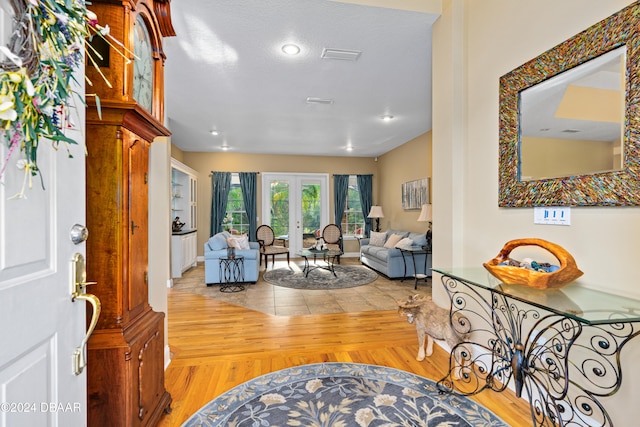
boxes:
[359,229,432,279]
[204,231,260,285]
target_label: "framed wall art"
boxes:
[401,178,429,210]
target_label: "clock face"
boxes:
[133,15,154,112]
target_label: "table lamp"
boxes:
[368,205,384,233]
[417,204,432,251]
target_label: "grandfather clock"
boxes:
[84,0,175,425]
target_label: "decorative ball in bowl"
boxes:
[483,238,583,289]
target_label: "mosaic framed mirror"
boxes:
[498,3,640,207]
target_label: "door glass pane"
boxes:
[270,180,289,240]
[301,182,321,248]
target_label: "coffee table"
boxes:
[298,249,343,277]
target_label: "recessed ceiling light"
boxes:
[381,115,394,122]
[282,44,300,55]
[210,130,219,136]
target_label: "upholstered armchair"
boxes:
[322,224,343,263]
[256,225,290,269]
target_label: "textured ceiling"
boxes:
[163,0,439,157]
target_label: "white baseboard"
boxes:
[164,344,172,370]
[342,252,359,258]
[167,278,174,288]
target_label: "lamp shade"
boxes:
[367,205,384,218]
[417,204,432,222]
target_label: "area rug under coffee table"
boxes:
[263,264,378,289]
[181,362,507,426]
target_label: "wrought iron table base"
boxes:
[436,273,640,427]
[219,256,245,293]
[300,250,341,277]
[399,247,431,289]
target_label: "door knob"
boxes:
[70,224,88,244]
[70,253,101,375]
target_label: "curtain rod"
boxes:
[331,173,373,176]
[209,171,261,177]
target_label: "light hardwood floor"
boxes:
[157,261,532,426]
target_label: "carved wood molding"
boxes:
[86,101,171,141]
[154,0,176,37]
[138,330,161,420]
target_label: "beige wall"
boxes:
[434,0,638,294]
[432,0,639,419]
[180,152,379,256]
[170,144,185,163]
[377,131,432,232]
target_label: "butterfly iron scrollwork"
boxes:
[436,275,640,427]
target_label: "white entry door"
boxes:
[262,173,329,255]
[0,42,89,427]
[0,134,89,427]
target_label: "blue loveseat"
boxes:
[204,231,260,285]
[359,229,432,279]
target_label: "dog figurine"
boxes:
[398,294,467,362]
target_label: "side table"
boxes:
[399,246,431,289]
[219,256,245,292]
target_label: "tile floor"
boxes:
[171,257,432,316]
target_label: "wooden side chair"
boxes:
[256,225,290,269]
[322,224,343,264]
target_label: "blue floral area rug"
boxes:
[181,362,507,426]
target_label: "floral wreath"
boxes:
[0,0,130,197]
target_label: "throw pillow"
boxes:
[384,233,404,249]
[407,232,427,248]
[369,231,387,247]
[208,234,228,250]
[395,237,414,250]
[227,235,250,250]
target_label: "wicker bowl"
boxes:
[483,238,583,289]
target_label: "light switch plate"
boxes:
[534,207,571,225]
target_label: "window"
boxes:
[224,174,249,235]
[342,175,365,236]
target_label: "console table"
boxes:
[433,267,640,427]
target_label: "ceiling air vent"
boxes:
[321,48,361,61]
[306,97,334,105]
[562,129,581,133]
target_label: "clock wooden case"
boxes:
[84,0,175,425]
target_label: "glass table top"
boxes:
[298,249,343,257]
[433,267,640,325]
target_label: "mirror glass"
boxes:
[519,47,625,181]
[499,3,640,207]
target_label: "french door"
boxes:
[262,173,329,255]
